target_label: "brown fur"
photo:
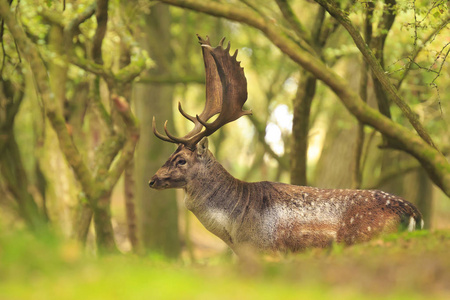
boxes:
[149,140,423,254]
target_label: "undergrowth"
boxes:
[0,229,449,300]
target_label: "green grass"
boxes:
[1,229,450,300]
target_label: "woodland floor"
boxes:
[1,229,450,299]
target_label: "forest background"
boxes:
[1,0,450,298]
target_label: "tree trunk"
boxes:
[415,168,433,229]
[43,23,79,237]
[0,78,47,231]
[134,3,180,258]
[0,134,47,230]
[125,162,139,252]
[93,193,118,254]
[290,70,316,186]
[73,202,92,243]
[314,110,356,189]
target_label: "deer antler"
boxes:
[153,35,252,150]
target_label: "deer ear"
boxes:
[197,137,209,156]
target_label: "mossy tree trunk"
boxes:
[0,78,48,231]
[92,193,117,253]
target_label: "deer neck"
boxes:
[184,158,249,239]
[183,158,249,247]
[184,158,242,211]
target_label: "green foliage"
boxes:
[1,228,450,299]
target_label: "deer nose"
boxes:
[149,179,155,187]
[149,175,159,188]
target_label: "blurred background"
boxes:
[1,0,449,262]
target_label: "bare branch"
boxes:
[395,16,450,89]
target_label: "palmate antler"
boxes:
[152,35,252,150]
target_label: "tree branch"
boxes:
[115,54,148,82]
[64,3,96,50]
[314,0,437,149]
[92,0,109,65]
[396,15,450,90]
[70,56,113,80]
[368,0,395,125]
[103,95,139,191]
[275,0,311,43]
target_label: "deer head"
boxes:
[149,35,252,190]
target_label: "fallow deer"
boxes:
[149,35,423,254]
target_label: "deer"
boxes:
[149,35,423,255]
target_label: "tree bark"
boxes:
[0,133,47,230]
[73,202,92,243]
[93,193,118,254]
[0,78,47,230]
[125,162,139,252]
[134,3,180,258]
[416,168,433,229]
[290,71,316,186]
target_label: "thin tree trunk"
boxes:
[416,168,432,229]
[125,162,139,252]
[290,71,316,186]
[352,6,372,189]
[184,209,195,262]
[119,36,140,253]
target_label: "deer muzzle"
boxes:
[148,174,167,190]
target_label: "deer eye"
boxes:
[177,159,186,166]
